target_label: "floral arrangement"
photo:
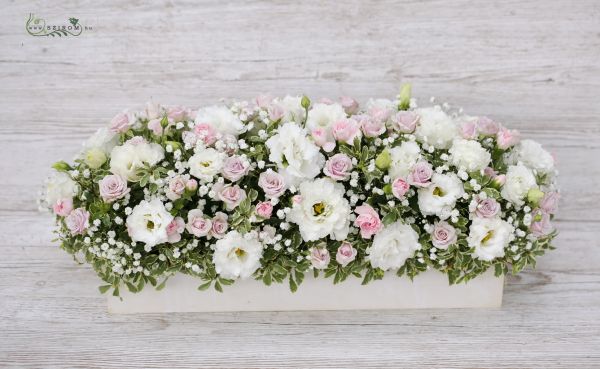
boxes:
[41,86,559,296]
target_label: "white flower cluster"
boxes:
[42,88,559,295]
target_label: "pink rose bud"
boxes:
[53,198,73,217]
[258,169,286,198]
[145,102,162,120]
[323,153,353,181]
[475,197,500,218]
[310,247,330,269]
[99,175,130,203]
[210,212,229,239]
[217,184,247,210]
[193,123,217,146]
[476,117,499,136]
[186,179,198,192]
[391,111,419,133]
[336,242,357,266]
[186,209,212,237]
[221,155,250,182]
[109,112,131,133]
[339,96,359,115]
[147,118,164,136]
[255,94,274,108]
[166,175,186,201]
[65,208,90,235]
[496,126,521,150]
[530,209,553,237]
[408,161,433,187]
[255,201,274,219]
[332,118,362,144]
[493,174,506,187]
[539,192,559,214]
[167,106,190,122]
[353,204,383,239]
[166,217,185,243]
[460,121,478,139]
[292,195,303,204]
[319,97,334,105]
[268,104,285,121]
[356,114,386,137]
[431,221,457,249]
[391,178,410,199]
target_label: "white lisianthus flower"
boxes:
[45,172,78,205]
[287,178,351,242]
[367,221,421,271]
[265,122,325,186]
[388,140,421,179]
[365,98,396,113]
[109,138,164,181]
[83,127,118,155]
[468,217,515,261]
[414,107,459,149]
[274,95,306,124]
[195,105,244,137]
[126,198,174,247]
[418,173,464,219]
[212,230,263,279]
[305,103,347,134]
[515,139,555,173]
[188,147,226,182]
[501,164,538,206]
[449,138,491,172]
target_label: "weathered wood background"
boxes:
[1,0,599,367]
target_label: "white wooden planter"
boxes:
[107,269,503,313]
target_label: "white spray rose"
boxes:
[468,217,515,261]
[418,173,464,219]
[265,122,325,186]
[414,107,459,149]
[126,198,174,247]
[287,178,351,242]
[388,140,421,179]
[367,221,421,271]
[305,103,347,134]
[109,138,164,182]
[501,164,538,206]
[45,172,78,205]
[212,230,263,279]
[515,139,554,173]
[188,147,227,182]
[449,138,491,172]
[195,105,244,137]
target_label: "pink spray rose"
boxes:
[167,106,190,122]
[255,201,274,219]
[460,121,478,139]
[258,169,286,198]
[166,175,187,201]
[408,161,433,187]
[496,126,520,150]
[323,153,353,181]
[65,208,90,235]
[431,221,457,249]
[186,178,198,192]
[268,104,285,121]
[476,117,499,135]
[474,197,500,218]
[391,111,419,133]
[530,209,553,237]
[53,198,73,217]
[311,128,336,152]
[216,184,247,210]
[332,118,362,144]
[309,247,330,269]
[99,175,130,203]
[369,107,392,122]
[186,209,212,237]
[353,204,383,239]
[339,96,359,115]
[539,192,559,214]
[254,94,274,108]
[193,123,217,146]
[356,114,386,137]
[147,118,164,136]
[109,112,131,133]
[336,242,357,266]
[391,178,410,199]
[210,212,229,239]
[221,155,250,182]
[166,217,185,243]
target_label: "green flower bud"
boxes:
[527,188,545,206]
[375,149,391,170]
[301,95,311,110]
[51,160,72,172]
[398,84,412,111]
[84,148,107,169]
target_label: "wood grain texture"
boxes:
[1,0,599,367]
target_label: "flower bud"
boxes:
[375,149,391,170]
[398,83,411,110]
[527,188,545,206]
[84,148,107,169]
